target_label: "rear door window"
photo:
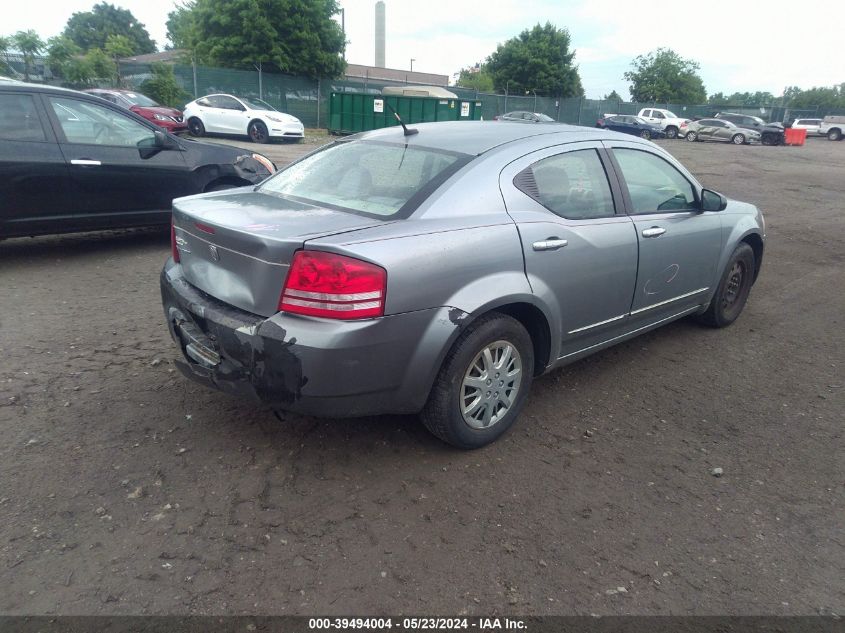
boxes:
[0,93,47,141]
[260,140,469,218]
[515,149,616,220]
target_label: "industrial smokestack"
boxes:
[375,1,386,68]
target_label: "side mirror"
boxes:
[701,188,727,212]
[153,129,178,149]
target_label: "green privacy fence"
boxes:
[23,55,845,130]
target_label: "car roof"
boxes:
[352,121,634,156]
[0,81,91,97]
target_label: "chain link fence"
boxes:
[12,54,845,129]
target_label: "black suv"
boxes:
[714,112,766,129]
[1,82,275,238]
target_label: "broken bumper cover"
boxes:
[160,260,462,417]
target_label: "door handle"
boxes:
[641,227,666,238]
[70,159,101,166]
[532,238,568,251]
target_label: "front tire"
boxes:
[248,120,270,144]
[732,133,746,145]
[421,314,534,449]
[828,128,842,141]
[697,243,755,328]
[640,129,651,139]
[187,117,205,137]
[686,131,698,142]
[665,126,678,139]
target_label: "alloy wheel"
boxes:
[461,340,523,429]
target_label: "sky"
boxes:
[4,0,842,99]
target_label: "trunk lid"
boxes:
[172,188,387,316]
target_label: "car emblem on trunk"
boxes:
[209,245,220,261]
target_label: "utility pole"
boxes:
[255,61,263,100]
[341,8,346,61]
[504,80,509,112]
[410,58,415,72]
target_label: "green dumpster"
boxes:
[329,92,483,134]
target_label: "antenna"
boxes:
[384,101,418,136]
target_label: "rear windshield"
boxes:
[259,140,469,218]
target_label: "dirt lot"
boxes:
[1,134,843,616]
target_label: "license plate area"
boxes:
[169,308,221,369]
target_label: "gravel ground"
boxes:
[0,134,843,616]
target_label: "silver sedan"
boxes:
[685,118,761,144]
[161,122,766,448]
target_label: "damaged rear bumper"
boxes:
[160,260,463,417]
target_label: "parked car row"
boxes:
[80,88,306,145]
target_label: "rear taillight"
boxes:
[171,218,180,263]
[279,250,386,320]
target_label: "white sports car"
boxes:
[183,93,304,144]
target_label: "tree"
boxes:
[783,84,845,109]
[710,91,775,106]
[85,48,115,80]
[603,90,623,102]
[105,34,134,85]
[12,30,45,81]
[455,65,494,92]
[708,92,728,105]
[140,63,189,107]
[166,1,198,53]
[624,48,706,104]
[0,36,12,74]
[63,2,155,55]
[184,0,345,78]
[46,36,82,79]
[62,56,96,86]
[485,23,583,97]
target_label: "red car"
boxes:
[83,88,188,133]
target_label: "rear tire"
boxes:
[828,128,842,141]
[640,129,651,139]
[665,126,678,139]
[188,117,205,137]
[421,314,534,449]
[696,243,755,328]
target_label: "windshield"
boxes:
[535,113,554,122]
[122,92,159,107]
[260,140,468,218]
[241,98,276,111]
[665,111,678,118]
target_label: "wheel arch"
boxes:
[740,232,764,283]
[248,117,268,132]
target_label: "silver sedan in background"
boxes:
[685,118,761,144]
[161,122,765,448]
